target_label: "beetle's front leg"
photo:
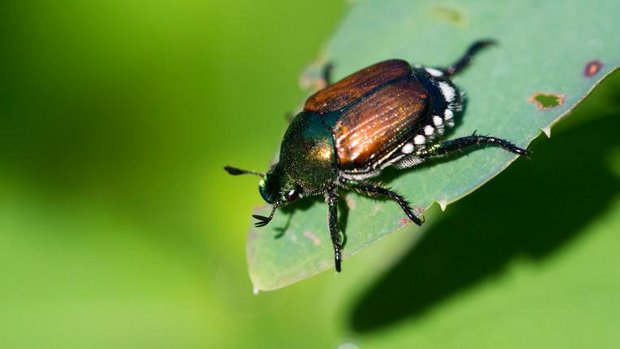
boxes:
[338,178,424,226]
[325,187,343,272]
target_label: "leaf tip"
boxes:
[437,198,448,211]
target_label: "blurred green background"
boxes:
[1,1,619,348]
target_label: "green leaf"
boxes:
[247,0,620,291]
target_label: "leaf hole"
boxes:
[529,92,565,110]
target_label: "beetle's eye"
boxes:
[286,189,299,201]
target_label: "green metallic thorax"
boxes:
[278,111,337,194]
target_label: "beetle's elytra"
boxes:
[226,40,529,272]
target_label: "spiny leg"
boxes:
[325,187,343,272]
[416,133,529,159]
[437,39,496,77]
[338,178,424,226]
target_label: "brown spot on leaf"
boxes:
[345,195,357,210]
[414,207,425,217]
[584,60,603,77]
[399,218,410,227]
[529,92,565,110]
[432,6,468,27]
[303,231,321,246]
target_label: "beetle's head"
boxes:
[259,163,303,206]
[224,163,302,228]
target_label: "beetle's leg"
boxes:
[252,205,278,228]
[417,133,529,159]
[435,40,496,77]
[325,187,343,272]
[322,62,334,86]
[338,178,424,226]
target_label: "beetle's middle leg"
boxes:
[416,133,529,159]
[338,178,424,226]
[325,187,343,272]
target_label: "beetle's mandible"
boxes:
[225,40,529,272]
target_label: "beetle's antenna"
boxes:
[252,205,278,228]
[224,166,265,178]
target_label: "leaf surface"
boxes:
[247,0,620,291]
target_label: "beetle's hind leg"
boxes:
[338,178,424,226]
[325,187,344,272]
[417,133,529,159]
[433,40,496,77]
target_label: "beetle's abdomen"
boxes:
[304,60,412,113]
[333,77,429,170]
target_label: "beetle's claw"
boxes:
[404,208,424,226]
[412,215,424,226]
[252,214,271,227]
[414,214,425,226]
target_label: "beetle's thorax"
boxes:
[277,111,337,195]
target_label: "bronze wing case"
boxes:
[333,77,429,170]
[304,59,413,113]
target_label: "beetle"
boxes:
[225,40,529,272]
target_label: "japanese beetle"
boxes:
[226,40,528,272]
